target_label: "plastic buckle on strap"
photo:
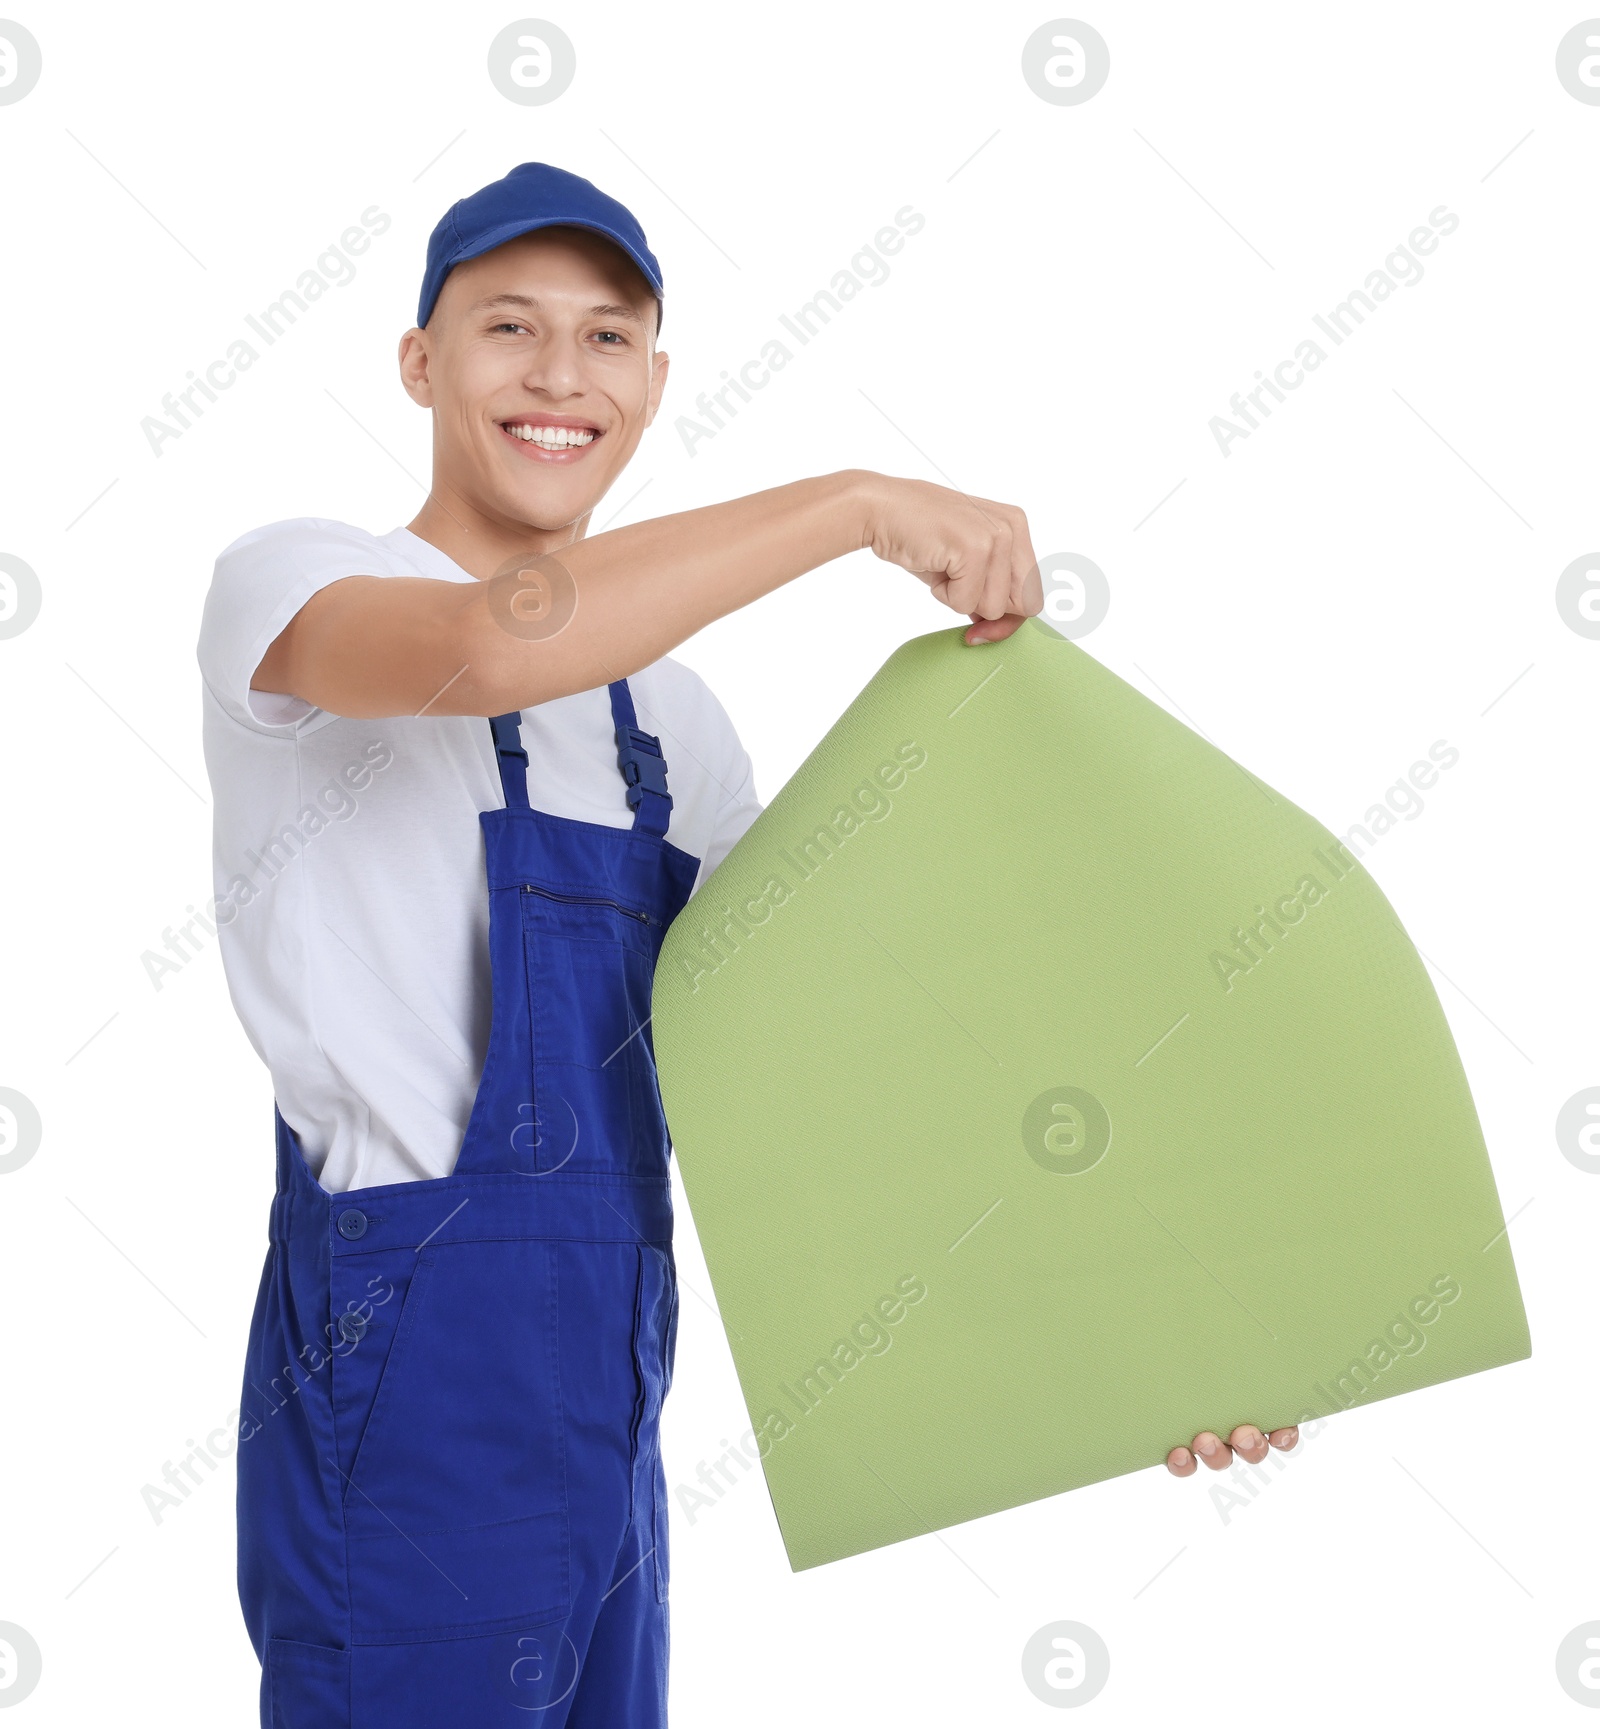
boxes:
[615,723,671,813]
[489,712,531,807]
[490,712,527,765]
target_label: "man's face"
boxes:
[400,227,666,534]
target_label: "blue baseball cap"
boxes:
[416,161,664,331]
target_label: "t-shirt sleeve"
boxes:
[701,736,764,880]
[689,677,764,879]
[197,518,394,735]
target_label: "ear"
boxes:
[398,328,434,407]
[642,347,670,429]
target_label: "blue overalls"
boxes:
[237,683,699,1728]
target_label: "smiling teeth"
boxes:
[505,423,596,448]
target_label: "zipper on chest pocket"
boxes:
[521,884,659,927]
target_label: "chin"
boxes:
[499,475,606,534]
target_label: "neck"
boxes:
[406,479,592,580]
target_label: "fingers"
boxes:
[970,498,1040,625]
[1191,1431,1233,1471]
[975,509,1016,624]
[964,612,1027,645]
[1228,1425,1269,1464]
[1010,515,1042,619]
[1170,1424,1302,1479]
[933,492,1038,629]
[874,478,1039,630]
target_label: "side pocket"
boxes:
[626,1246,648,1494]
[652,1453,670,1605]
[264,1638,349,1728]
[342,1239,570,1641]
[337,1252,438,1494]
[656,1250,677,1603]
[662,1249,680,1395]
[628,1245,674,1603]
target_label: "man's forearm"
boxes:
[266,470,874,720]
[467,468,874,710]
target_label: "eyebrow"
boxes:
[472,292,644,325]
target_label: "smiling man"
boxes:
[198,161,1278,1729]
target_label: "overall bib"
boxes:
[237,684,700,1728]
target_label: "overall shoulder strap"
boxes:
[488,711,530,809]
[609,680,673,838]
[490,691,673,832]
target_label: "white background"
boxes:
[1,1,1597,1722]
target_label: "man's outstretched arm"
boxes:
[253,470,1042,719]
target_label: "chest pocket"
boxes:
[521,886,670,1173]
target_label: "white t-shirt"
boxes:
[197,519,763,1194]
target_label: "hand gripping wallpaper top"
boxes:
[652,619,1530,1571]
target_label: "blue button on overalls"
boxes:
[235,681,699,1728]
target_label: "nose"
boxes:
[517,330,590,404]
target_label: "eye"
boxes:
[592,329,627,345]
[491,321,529,336]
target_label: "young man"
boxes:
[200,161,1290,1728]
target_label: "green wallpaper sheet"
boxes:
[653,620,1530,1571]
